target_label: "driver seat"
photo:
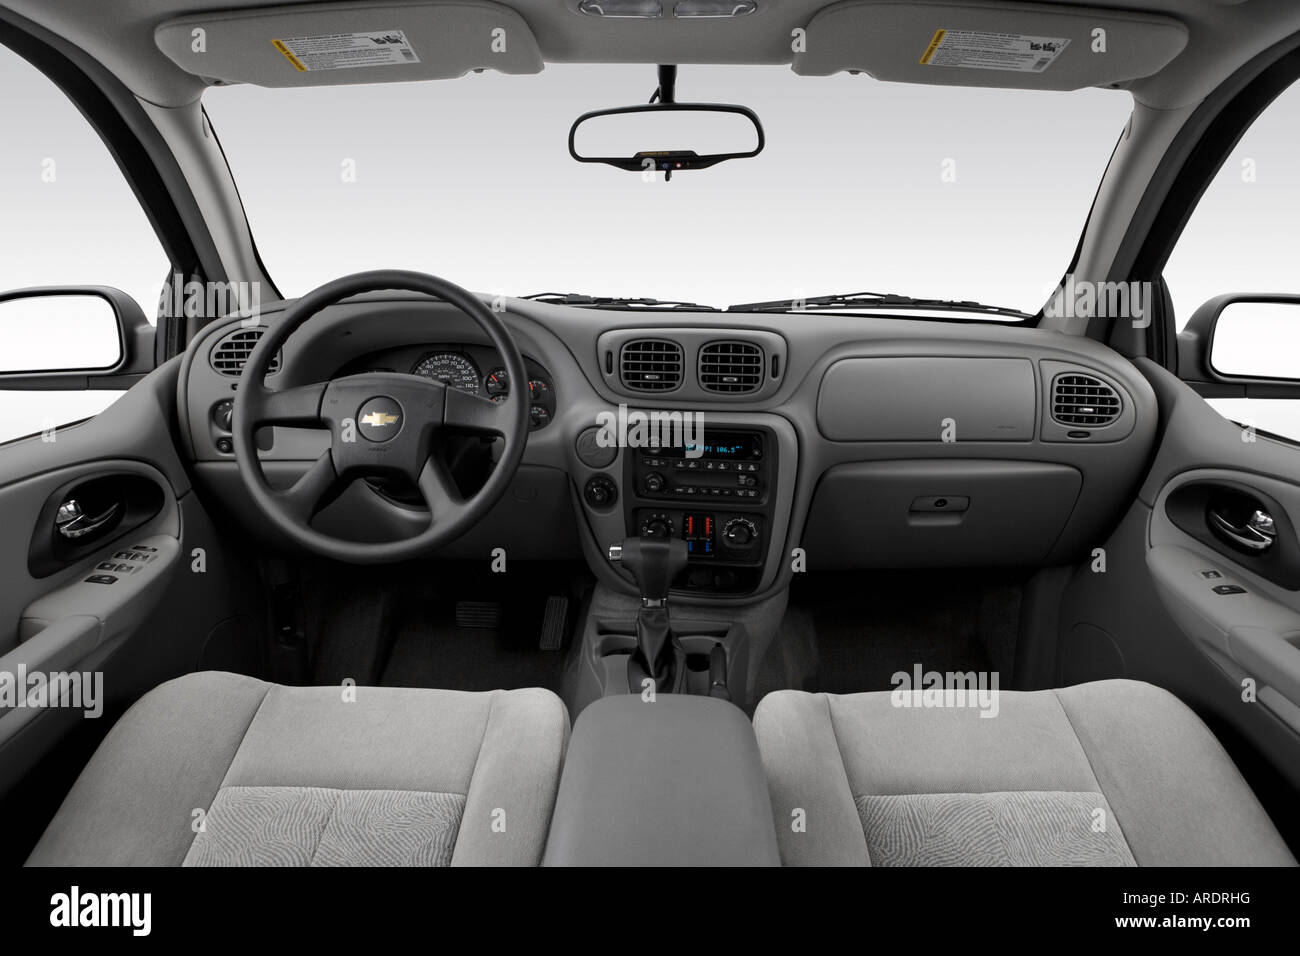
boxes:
[26,672,569,867]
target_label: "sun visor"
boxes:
[155,1,543,87]
[792,1,1187,90]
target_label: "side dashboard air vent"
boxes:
[210,327,280,377]
[699,340,764,394]
[620,339,683,391]
[1052,373,1120,427]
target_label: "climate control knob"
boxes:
[723,517,757,548]
[640,514,674,539]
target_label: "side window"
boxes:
[0,40,169,444]
[1164,80,1300,442]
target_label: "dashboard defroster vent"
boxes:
[620,339,683,391]
[699,340,764,393]
[210,327,280,377]
[1052,373,1121,427]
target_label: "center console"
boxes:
[625,426,776,593]
[543,694,781,867]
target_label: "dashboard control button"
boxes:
[212,399,234,432]
[644,472,666,493]
[583,474,618,510]
[640,514,673,538]
[723,517,758,549]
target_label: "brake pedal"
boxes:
[455,601,501,629]
[539,595,569,651]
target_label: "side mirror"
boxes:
[1180,294,1300,387]
[0,287,152,382]
[569,103,764,178]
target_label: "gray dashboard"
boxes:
[177,292,1158,605]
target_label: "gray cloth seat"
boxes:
[27,671,569,867]
[754,679,1296,866]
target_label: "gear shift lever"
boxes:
[609,536,689,692]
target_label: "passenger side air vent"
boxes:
[210,327,280,377]
[698,340,764,394]
[620,339,683,391]
[1051,373,1121,427]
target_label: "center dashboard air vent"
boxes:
[1051,373,1121,427]
[210,327,280,377]
[699,340,763,394]
[620,339,683,391]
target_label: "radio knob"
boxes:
[723,517,757,548]
[644,472,666,493]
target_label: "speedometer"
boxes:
[411,352,481,394]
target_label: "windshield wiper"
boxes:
[523,292,719,311]
[726,291,1031,319]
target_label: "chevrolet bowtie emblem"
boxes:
[360,411,400,427]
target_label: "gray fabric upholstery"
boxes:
[27,672,568,867]
[185,787,465,867]
[755,679,1296,867]
[857,792,1135,867]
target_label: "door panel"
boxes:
[0,362,266,855]
[1056,359,1300,850]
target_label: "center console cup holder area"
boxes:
[585,618,751,705]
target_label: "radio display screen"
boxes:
[662,430,763,461]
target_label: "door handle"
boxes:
[55,498,120,540]
[1209,507,1276,553]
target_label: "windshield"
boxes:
[204,65,1131,316]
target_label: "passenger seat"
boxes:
[753,679,1295,866]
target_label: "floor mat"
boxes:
[375,564,584,694]
[761,571,1020,695]
[380,615,567,694]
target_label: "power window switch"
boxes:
[84,574,117,585]
[1212,584,1247,595]
[1200,570,1223,580]
[95,561,117,571]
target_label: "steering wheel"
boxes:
[232,270,529,564]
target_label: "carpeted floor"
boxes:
[302,560,588,695]
[756,571,1023,696]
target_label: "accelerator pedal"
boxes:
[539,595,569,651]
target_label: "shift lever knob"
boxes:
[609,536,688,605]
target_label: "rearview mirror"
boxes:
[569,103,764,178]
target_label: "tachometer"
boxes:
[411,352,481,394]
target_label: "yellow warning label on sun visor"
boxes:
[272,30,420,73]
[920,29,1069,73]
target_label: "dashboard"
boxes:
[176,292,1160,605]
